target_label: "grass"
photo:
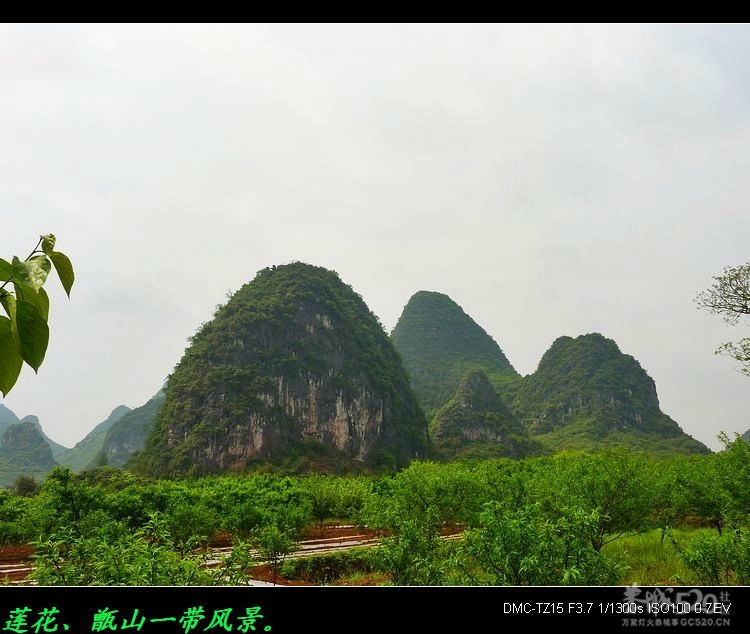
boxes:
[603,528,708,586]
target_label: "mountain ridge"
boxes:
[0,279,716,481]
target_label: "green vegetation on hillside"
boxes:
[391,290,519,418]
[104,391,165,468]
[0,421,57,487]
[429,369,539,460]
[56,405,131,472]
[391,291,708,457]
[0,405,20,435]
[2,288,711,480]
[0,406,65,486]
[509,333,709,454]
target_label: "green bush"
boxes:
[671,526,750,585]
[281,549,378,584]
[455,503,629,585]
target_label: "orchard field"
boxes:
[1,436,749,587]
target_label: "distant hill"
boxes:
[510,333,710,456]
[20,415,69,458]
[0,420,58,488]
[56,405,131,471]
[103,391,165,468]
[0,405,19,434]
[430,369,540,460]
[130,262,429,477]
[391,290,520,417]
[0,406,69,458]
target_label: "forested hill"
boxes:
[102,390,165,468]
[390,290,519,417]
[509,333,711,455]
[130,262,429,477]
[0,420,57,487]
[429,368,539,460]
[391,291,709,457]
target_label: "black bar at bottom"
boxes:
[0,585,747,631]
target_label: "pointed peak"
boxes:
[391,289,518,414]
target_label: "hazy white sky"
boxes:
[2,23,748,452]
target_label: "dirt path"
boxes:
[0,544,34,585]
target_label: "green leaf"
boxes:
[12,256,51,292]
[0,316,23,396]
[0,290,16,322]
[35,287,50,321]
[15,299,49,372]
[0,258,12,281]
[41,234,56,255]
[49,251,74,298]
[13,284,49,321]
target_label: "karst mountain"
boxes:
[130,262,429,476]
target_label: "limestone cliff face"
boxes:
[133,262,428,476]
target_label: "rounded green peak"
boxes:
[253,260,341,280]
[539,332,625,372]
[451,369,507,410]
[396,290,478,323]
[239,261,352,297]
[514,331,710,454]
[548,332,616,347]
[227,262,375,321]
[517,331,673,433]
[405,289,455,305]
[133,261,428,477]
